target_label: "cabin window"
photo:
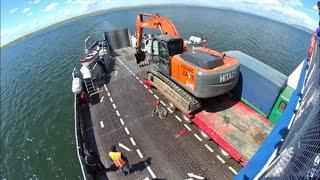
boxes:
[278,100,287,112]
[159,42,169,59]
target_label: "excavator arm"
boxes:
[135,13,180,64]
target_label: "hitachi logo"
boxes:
[220,71,237,83]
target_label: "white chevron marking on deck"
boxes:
[130,137,136,146]
[118,143,131,152]
[116,110,120,117]
[136,76,139,80]
[194,134,203,142]
[216,155,225,164]
[139,80,143,84]
[109,97,113,103]
[119,118,124,125]
[167,108,174,113]
[100,121,104,128]
[187,173,205,179]
[148,89,153,94]
[107,92,111,97]
[228,166,238,174]
[112,103,117,109]
[124,127,130,135]
[144,85,148,89]
[136,149,144,158]
[184,124,192,131]
[153,94,159,99]
[175,115,182,122]
[100,96,104,102]
[146,166,156,179]
[160,101,166,106]
[204,144,214,153]
[104,84,108,92]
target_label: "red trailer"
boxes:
[190,95,272,165]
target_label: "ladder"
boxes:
[84,78,96,95]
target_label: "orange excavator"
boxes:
[134,13,240,113]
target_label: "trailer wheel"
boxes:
[182,114,192,124]
[199,129,210,140]
[219,147,231,158]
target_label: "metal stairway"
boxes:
[84,78,96,94]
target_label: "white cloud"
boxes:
[9,8,18,14]
[314,5,318,10]
[27,12,33,16]
[28,1,32,4]
[44,2,58,12]
[281,0,303,7]
[23,7,31,14]
[262,3,316,29]
[33,0,41,4]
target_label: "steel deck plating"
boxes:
[86,47,241,179]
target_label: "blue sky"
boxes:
[1,0,319,46]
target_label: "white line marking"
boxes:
[136,76,139,80]
[100,96,104,102]
[228,166,238,174]
[144,85,148,89]
[143,177,150,180]
[112,103,117,109]
[184,124,192,131]
[160,101,166,106]
[124,127,130,135]
[160,101,167,106]
[167,108,174,113]
[130,137,136,146]
[104,84,108,92]
[194,134,203,142]
[139,80,143,84]
[175,115,182,122]
[107,92,111,97]
[146,166,156,179]
[114,70,118,76]
[136,149,144,158]
[118,143,131,152]
[119,118,124,125]
[187,173,205,179]
[100,121,104,128]
[116,110,120,117]
[204,144,214,153]
[148,89,153,94]
[109,97,113,103]
[216,155,226,164]
[154,94,159,99]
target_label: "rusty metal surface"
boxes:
[196,95,273,161]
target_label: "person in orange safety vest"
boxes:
[108,145,131,175]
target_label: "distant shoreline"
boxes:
[1,3,313,50]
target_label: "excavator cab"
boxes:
[156,36,184,75]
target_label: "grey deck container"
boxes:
[225,51,288,117]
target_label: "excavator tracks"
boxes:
[147,69,201,113]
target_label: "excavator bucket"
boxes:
[135,50,147,65]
